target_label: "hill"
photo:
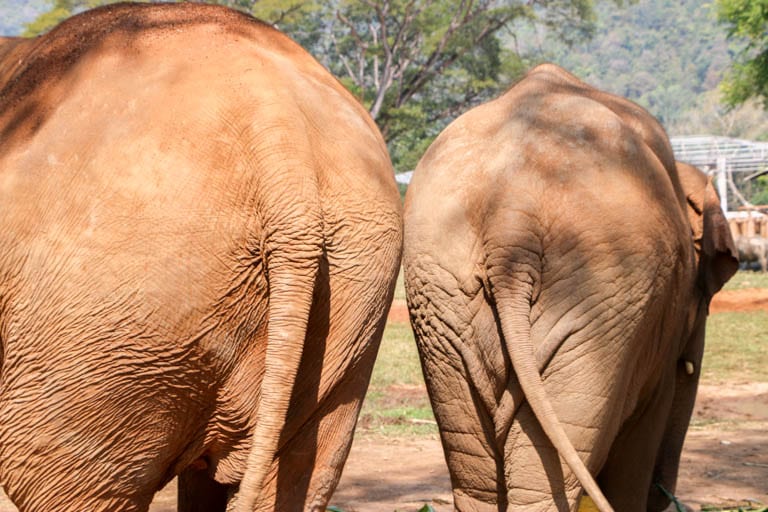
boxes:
[514,0,767,140]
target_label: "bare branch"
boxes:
[397,0,478,102]
[368,0,396,118]
[370,22,380,90]
[336,10,371,97]
[399,9,516,107]
[728,170,758,210]
[270,3,303,27]
[330,31,359,87]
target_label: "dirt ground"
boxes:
[0,289,766,511]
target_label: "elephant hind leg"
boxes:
[504,404,582,512]
[431,367,508,511]
[416,329,507,509]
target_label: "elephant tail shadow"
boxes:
[490,277,615,512]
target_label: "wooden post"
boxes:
[717,156,728,212]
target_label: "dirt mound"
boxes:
[711,288,768,314]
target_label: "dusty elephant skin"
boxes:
[403,64,738,512]
[0,3,402,511]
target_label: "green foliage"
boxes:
[307,0,554,171]
[701,504,768,512]
[539,0,738,129]
[750,175,768,205]
[668,91,768,140]
[716,0,768,107]
[0,0,51,36]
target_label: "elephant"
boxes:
[403,63,737,512]
[734,234,768,272]
[0,3,402,512]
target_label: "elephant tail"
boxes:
[491,278,615,512]
[234,197,324,510]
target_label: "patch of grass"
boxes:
[370,322,423,388]
[360,320,436,436]
[722,270,768,291]
[701,502,767,512]
[703,311,768,383]
[358,393,437,436]
[392,267,406,302]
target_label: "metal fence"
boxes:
[671,135,768,214]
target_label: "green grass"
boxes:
[703,311,768,383]
[369,322,422,388]
[722,270,768,290]
[359,321,437,436]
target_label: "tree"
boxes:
[25,0,601,172]
[716,0,768,108]
[667,90,768,140]
[285,0,600,170]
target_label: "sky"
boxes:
[0,0,48,36]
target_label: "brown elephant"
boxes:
[0,3,402,511]
[403,64,737,512]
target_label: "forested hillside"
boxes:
[540,0,768,139]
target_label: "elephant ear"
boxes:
[677,162,739,301]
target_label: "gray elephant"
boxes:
[403,64,737,512]
[734,234,767,272]
[0,3,401,512]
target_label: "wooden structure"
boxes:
[726,210,768,238]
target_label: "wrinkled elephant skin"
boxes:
[0,4,402,511]
[403,64,737,512]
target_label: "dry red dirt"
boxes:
[0,289,765,511]
[710,287,768,314]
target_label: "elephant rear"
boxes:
[404,64,737,512]
[0,4,401,511]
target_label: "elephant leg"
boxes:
[424,348,506,511]
[503,403,582,512]
[178,465,230,512]
[408,270,510,511]
[502,336,635,512]
[416,323,507,510]
[597,366,676,512]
